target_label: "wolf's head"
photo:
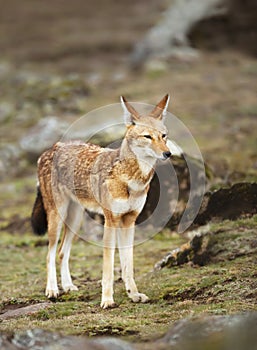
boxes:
[121,95,171,161]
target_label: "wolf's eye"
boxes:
[162,134,167,139]
[143,135,152,139]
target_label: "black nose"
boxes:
[163,151,171,159]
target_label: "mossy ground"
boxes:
[1,191,256,342]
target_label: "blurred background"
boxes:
[0,0,256,182]
[0,0,257,229]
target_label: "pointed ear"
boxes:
[120,96,140,125]
[150,94,170,120]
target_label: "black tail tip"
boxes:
[31,216,47,235]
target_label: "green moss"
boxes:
[1,176,257,341]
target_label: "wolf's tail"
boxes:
[31,186,47,235]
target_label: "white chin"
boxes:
[158,155,170,161]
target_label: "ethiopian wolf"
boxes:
[31,95,171,308]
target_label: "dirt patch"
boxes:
[162,285,212,303]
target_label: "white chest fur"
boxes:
[110,190,147,216]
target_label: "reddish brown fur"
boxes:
[32,95,171,308]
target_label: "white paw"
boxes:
[63,284,79,293]
[100,299,117,309]
[45,288,59,299]
[129,293,149,303]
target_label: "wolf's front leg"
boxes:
[117,225,149,303]
[101,225,116,309]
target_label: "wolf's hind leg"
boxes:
[46,208,65,298]
[59,201,83,293]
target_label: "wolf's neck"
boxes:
[119,138,156,178]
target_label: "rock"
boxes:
[10,329,101,350]
[0,334,17,350]
[0,329,135,350]
[129,0,226,68]
[154,225,211,269]
[0,144,26,180]
[20,117,69,162]
[150,179,256,235]
[130,0,257,68]
[190,0,257,57]
[88,125,125,147]
[92,338,135,350]
[0,101,15,123]
[1,313,257,350]
[154,182,257,270]
[155,212,257,269]
[0,303,51,321]
[194,182,257,225]
[157,313,257,350]
[20,117,126,162]
[137,154,209,231]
